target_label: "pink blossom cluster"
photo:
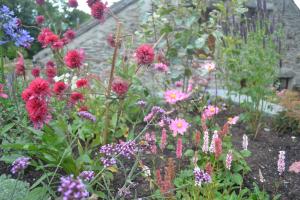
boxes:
[164,90,190,104]
[277,151,285,175]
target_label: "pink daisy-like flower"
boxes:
[164,90,190,104]
[202,105,220,120]
[202,60,216,72]
[154,63,168,72]
[228,116,239,125]
[169,118,189,137]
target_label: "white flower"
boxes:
[142,165,151,177]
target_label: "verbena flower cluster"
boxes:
[99,140,138,167]
[11,157,30,174]
[77,111,96,122]
[0,5,33,48]
[79,171,95,182]
[58,175,89,200]
[194,167,211,186]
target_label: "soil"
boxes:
[1,105,300,199]
[216,105,300,200]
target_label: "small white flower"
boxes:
[142,165,151,177]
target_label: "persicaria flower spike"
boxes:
[214,137,222,159]
[15,52,25,76]
[209,131,219,153]
[58,175,89,200]
[278,151,286,175]
[202,131,209,154]
[242,134,248,150]
[176,137,183,159]
[11,157,30,174]
[160,128,167,151]
[135,44,155,65]
[225,150,233,170]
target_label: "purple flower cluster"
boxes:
[11,157,30,174]
[194,167,211,186]
[77,111,96,122]
[99,140,138,167]
[0,5,33,48]
[79,171,95,182]
[144,106,166,122]
[136,100,147,108]
[58,175,89,200]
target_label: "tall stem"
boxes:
[0,46,5,83]
[103,22,122,144]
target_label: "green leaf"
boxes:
[240,150,251,157]
[232,173,243,185]
[1,123,15,135]
[184,149,194,157]
[26,187,49,200]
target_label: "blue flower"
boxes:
[0,5,33,48]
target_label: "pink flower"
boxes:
[91,1,108,22]
[64,49,85,69]
[202,105,220,119]
[31,67,40,78]
[154,63,168,72]
[176,137,183,159]
[0,84,8,99]
[51,40,64,50]
[63,29,76,43]
[112,77,129,97]
[289,161,300,173]
[202,60,216,72]
[107,33,116,47]
[135,44,155,65]
[202,131,209,154]
[164,90,190,104]
[15,53,25,76]
[276,89,286,97]
[36,0,45,5]
[278,151,285,175]
[169,118,189,137]
[68,0,78,8]
[160,128,167,151]
[209,131,218,153]
[144,132,157,154]
[228,116,239,125]
[225,150,233,170]
[175,80,183,87]
[214,137,222,159]
[36,15,45,24]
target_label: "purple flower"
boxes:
[11,157,30,174]
[0,5,33,48]
[194,167,211,186]
[136,100,147,108]
[79,171,95,182]
[58,175,89,200]
[100,157,117,168]
[77,111,96,122]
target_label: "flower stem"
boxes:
[103,21,122,144]
[0,46,5,83]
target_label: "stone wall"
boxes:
[33,0,152,76]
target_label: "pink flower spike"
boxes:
[289,161,300,174]
[278,151,286,175]
[226,150,233,170]
[202,131,209,154]
[160,128,167,151]
[176,137,183,159]
[169,118,189,137]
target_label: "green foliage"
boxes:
[274,111,300,135]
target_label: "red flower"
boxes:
[70,92,84,104]
[15,53,25,76]
[36,0,45,5]
[112,77,129,97]
[26,98,51,129]
[22,88,33,102]
[176,137,183,159]
[205,162,213,176]
[79,106,88,112]
[195,131,201,147]
[46,66,57,79]
[31,67,40,78]
[44,33,59,45]
[28,78,50,97]
[51,40,64,50]
[38,28,54,47]
[87,0,98,7]
[46,60,56,68]
[64,49,85,69]
[53,81,67,95]
[68,0,78,8]
[36,15,45,24]
[107,33,116,47]
[63,29,76,43]
[91,1,107,22]
[76,79,88,88]
[135,44,155,65]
